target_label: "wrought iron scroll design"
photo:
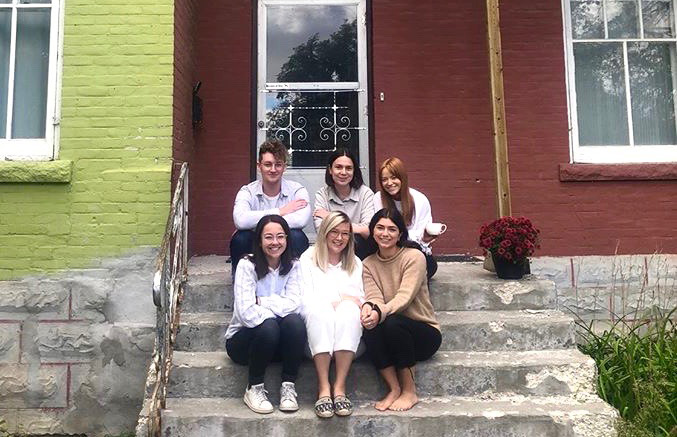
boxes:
[265,91,362,155]
[147,162,188,437]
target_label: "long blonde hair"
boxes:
[312,211,357,274]
[379,157,415,226]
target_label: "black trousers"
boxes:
[226,313,307,386]
[362,313,441,370]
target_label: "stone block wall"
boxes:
[0,249,156,436]
[532,255,677,323]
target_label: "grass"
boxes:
[576,308,677,436]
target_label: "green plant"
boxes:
[576,308,677,436]
[0,417,8,437]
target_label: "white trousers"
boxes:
[304,300,363,357]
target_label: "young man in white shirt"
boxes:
[230,140,311,277]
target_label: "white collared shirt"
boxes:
[233,178,311,230]
[226,258,302,339]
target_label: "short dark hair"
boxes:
[251,214,294,279]
[258,139,289,164]
[325,148,364,190]
[365,208,420,256]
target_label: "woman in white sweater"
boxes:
[373,157,438,279]
[300,211,364,418]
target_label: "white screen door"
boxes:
[257,0,369,235]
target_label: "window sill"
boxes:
[559,163,677,182]
[0,160,72,183]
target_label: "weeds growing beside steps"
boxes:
[576,308,677,436]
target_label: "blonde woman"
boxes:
[300,211,364,418]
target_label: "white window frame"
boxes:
[563,0,677,163]
[0,0,62,161]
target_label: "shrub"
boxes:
[577,309,677,436]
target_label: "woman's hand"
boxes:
[340,294,362,308]
[361,308,379,330]
[422,231,437,244]
[313,208,329,220]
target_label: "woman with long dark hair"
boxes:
[373,157,439,278]
[360,208,441,412]
[300,211,364,418]
[314,148,374,259]
[225,215,306,414]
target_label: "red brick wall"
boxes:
[501,1,677,255]
[371,0,496,255]
[188,0,676,257]
[191,1,253,255]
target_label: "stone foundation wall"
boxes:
[532,254,677,322]
[0,249,156,436]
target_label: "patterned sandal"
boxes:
[314,396,334,418]
[333,395,353,417]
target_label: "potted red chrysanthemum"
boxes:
[478,216,540,279]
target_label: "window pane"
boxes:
[20,0,52,3]
[266,5,357,83]
[264,91,360,167]
[571,0,605,39]
[12,8,50,139]
[574,42,630,145]
[642,0,674,37]
[607,0,640,38]
[0,10,10,138]
[628,42,677,144]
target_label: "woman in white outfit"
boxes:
[300,211,364,418]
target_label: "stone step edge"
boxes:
[178,309,574,326]
[171,349,593,369]
[162,395,617,419]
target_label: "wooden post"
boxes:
[486,0,512,217]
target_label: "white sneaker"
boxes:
[243,383,274,414]
[279,382,299,412]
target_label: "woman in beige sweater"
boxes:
[360,208,441,412]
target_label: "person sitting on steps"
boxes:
[361,208,442,412]
[230,139,311,280]
[225,215,307,414]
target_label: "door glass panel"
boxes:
[574,42,630,145]
[266,5,357,83]
[571,0,605,39]
[607,0,640,38]
[12,8,50,139]
[265,91,360,167]
[628,42,677,144]
[0,9,10,138]
[642,0,674,37]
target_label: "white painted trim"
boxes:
[562,0,677,163]
[622,41,635,146]
[256,0,369,172]
[0,0,60,161]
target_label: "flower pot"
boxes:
[491,253,527,280]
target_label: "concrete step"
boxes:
[161,396,618,437]
[182,256,557,313]
[168,349,598,401]
[175,310,576,353]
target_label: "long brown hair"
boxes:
[378,157,415,226]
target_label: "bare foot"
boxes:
[388,391,418,411]
[374,389,401,411]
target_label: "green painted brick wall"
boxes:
[0,0,174,280]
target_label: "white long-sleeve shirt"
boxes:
[232,178,311,230]
[225,258,303,339]
[299,247,364,317]
[373,187,433,249]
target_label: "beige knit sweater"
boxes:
[362,247,440,331]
